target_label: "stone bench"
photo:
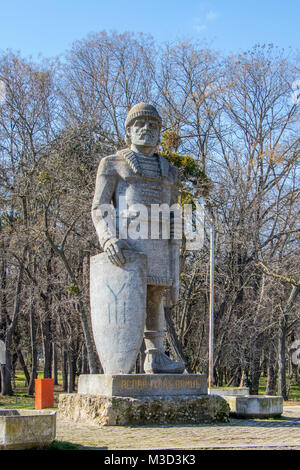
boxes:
[222,395,283,418]
[0,409,56,450]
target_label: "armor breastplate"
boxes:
[115,150,173,207]
[94,149,179,287]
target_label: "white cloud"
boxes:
[193,8,219,34]
[194,23,207,32]
[206,10,218,21]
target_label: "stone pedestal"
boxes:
[58,374,230,426]
[58,393,229,426]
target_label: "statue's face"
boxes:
[129,117,160,149]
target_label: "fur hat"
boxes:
[125,102,162,129]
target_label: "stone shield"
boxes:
[90,250,147,374]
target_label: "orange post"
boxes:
[35,378,54,409]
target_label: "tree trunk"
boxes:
[0,364,12,395]
[164,306,191,372]
[76,296,98,374]
[53,343,58,385]
[17,349,30,386]
[28,295,38,396]
[233,367,242,387]
[1,247,26,395]
[81,344,89,374]
[250,349,262,395]
[67,346,76,393]
[266,346,277,395]
[278,321,287,399]
[43,335,52,378]
[1,349,13,395]
[0,256,9,333]
[61,348,68,392]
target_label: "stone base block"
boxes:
[58,393,230,426]
[224,395,283,418]
[78,373,207,398]
[208,387,249,396]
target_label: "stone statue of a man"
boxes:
[92,102,184,374]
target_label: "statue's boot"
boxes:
[144,285,185,374]
[144,330,185,374]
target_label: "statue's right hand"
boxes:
[103,238,130,267]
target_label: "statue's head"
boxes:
[125,102,162,149]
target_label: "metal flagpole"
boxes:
[208,222,215,388]
[195,200,215,389]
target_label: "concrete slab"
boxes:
[224,395,283,418]
[78,373,208,398]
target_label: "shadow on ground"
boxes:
[40,440,108,451]
[112,414,300,429]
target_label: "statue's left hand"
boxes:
[104,238,130,267]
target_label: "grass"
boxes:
[41,440,85,450]
[0,370,70,410]
[19,441,85,451]
[258,376,300,403]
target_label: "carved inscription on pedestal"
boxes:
[119,376,200,392]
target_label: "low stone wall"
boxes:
[58,393,230,426]
[225,395,283,418]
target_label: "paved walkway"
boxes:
[55,405,300,450]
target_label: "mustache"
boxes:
[139,131,153,136]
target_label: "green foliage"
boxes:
[67,283,81,295]
[160,131,212,201]
[37,171,51,184]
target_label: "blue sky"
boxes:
[0,0,299,59]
